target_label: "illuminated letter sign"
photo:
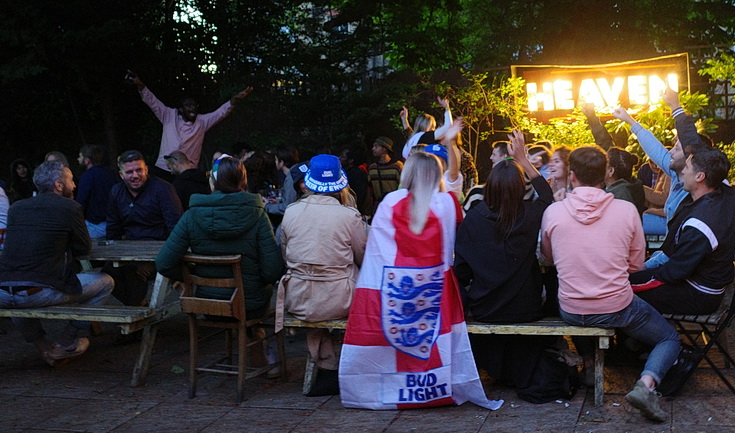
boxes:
[511,53,689,122]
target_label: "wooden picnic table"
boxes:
[82,240,179,386]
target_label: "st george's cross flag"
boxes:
[339,189,503,410]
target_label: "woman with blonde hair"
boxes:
[400,97,455,159]
[340,122,502,411]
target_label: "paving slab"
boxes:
[1,312,733,432]
[200,407,313,433]
[109,403,232,432]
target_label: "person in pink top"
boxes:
[540,146,680,423]
[126,70,252,181]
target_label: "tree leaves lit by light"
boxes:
[173,0,218,74]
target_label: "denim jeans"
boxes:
[85,220,107,240]
[0,273,114,342]
[642,213,667,236]
[560,295,680,385]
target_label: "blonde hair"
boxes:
[413,114,436,134]
[408,144,426,157]
[400,152,444,234]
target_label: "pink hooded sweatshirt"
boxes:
[540,187,645,315]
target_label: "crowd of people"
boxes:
[2,75,735,422]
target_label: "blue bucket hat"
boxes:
[424,144,448,162]
[304,154,348,193]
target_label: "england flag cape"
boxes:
[339,189,503,410]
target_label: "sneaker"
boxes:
[625,380,668,422]
[43,338,90,366]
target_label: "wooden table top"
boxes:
[80,240,166,262]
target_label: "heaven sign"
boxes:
[511,53,690,122]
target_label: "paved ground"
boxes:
[1,315,734,433]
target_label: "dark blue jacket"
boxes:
[106,175,183,240]
[76,165,119,224]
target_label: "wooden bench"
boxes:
[0,273,181,386]
[282,315,614,407]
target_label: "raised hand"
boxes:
[613,107,635,125]
[231,87,254,105]
[437,97,450,109]
[507,130,527,159]
[581,103,596,118]
[662,87,681,111]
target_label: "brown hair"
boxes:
[213,157,247,193]
[484,159,525,239]
[607,147,638,182]
[569,146,607,186]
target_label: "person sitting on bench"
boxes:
[0,161,114,365]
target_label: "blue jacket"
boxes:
[106,175,182,240]
[76,165,119,224]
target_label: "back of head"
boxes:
[570,146,607,187]
[80,144,105,166]
[212,155,247,193]
[527,145,551,165]
[535,140,553,151]
[484,159,525,239]
[690,146,730,188]
[45,151,69,167]
[607,147,638,182]
[164,151,190,173]
[275,146,299,167]
[401,152,444,235]
[117,150,146,170]
[33,161,65,193]
[413,114,436,133]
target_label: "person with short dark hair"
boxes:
[76,144,118,238]
[338,145,370,216]
[541,146,679,423]
[630,146,735,315]
[126,70,253,181]
[264,146,300,216]
[368,136,403,214]
[0,161,114,365]
[105,150,183,307]
[527,145,552,180]
[163,150,210,211]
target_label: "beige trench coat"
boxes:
[276,194,367,328]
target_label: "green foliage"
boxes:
[698,53,735,86]
[522,111,595,148]
[432,72,528,159]
[604,91,717,162]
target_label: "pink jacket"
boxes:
[140,88,233,171]
[540,187,645,315]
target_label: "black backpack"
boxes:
[516,348,580,404]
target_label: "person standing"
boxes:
[367,137,403,215]
[76,144,118,238]
[126,70,252,181]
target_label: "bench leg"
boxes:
[594,336,609,407]
[131,324,159,386]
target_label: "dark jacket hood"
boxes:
[188,191,264,240]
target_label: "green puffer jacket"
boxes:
[156,190,283,312]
